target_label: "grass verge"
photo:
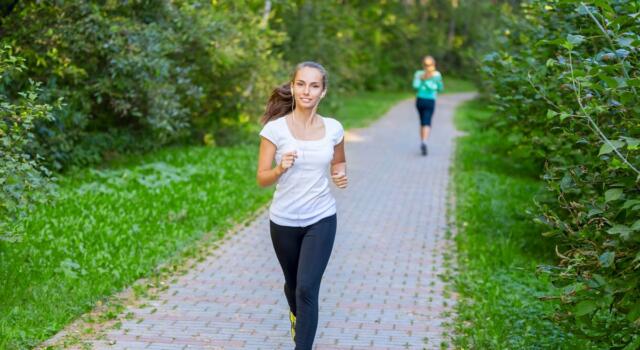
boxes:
[451,98,593,349]
[327,77,476,130]
[331,91,412,130]
[0,146,273,349]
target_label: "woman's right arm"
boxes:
[257,137,283,187]
[412,71,422,90]
[256,137,297,187]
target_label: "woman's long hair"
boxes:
[261,61,328,124]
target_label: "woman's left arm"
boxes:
[330,140,347,189]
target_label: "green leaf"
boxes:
[562,41,574,50]
[576,4,590,15]
[599,140,625,156]
[616,49,630,60]
[617,37,635,49]
[622,137,640,149]
[560,175,574,191]
[547,109,558,118]
[622,334,640,350]
[600,75,619,88]
[623,200,640,209]
[591,0,614,12]
[567,34,585,46]
[592,274,606,287]
[564,282,586,294]
[631,220,640,231]
[608,225,632,240]
[574,300,598,316]
[587,208,603,217]
[598,251,615,268]
[604,188,623,202]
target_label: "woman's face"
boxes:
[423,58,436,72]
[292,67,325,109]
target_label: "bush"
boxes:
[482,0,640,347]
[0,44,57,242]
[1,0,282,170]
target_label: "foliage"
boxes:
[0,0,504,173]
[0,0,498,244]
[270,0,516,92]
[482,0,640,346]
[1,0,282,170]
[0,44,57,242]
[452,99,591,349]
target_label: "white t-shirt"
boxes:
[260,116,344,227]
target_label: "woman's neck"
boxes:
[292,106,318,126]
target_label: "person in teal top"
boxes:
[413,56,443,156]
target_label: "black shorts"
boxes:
[416,97,436,126]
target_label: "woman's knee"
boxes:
[295,283,318,302]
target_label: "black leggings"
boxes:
[270,214,337,350]
[416,97,436,126]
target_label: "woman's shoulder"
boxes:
[323,116,343,130]
[414,69,424,76]
[260,116,287,140]
[263,116,287,128]
[322,116,344,145]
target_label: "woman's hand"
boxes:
[278,150,298,173]
[330,141,347,189]
[421,71,434,80]
[331,171,348,189]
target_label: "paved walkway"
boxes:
[51,93,475,349]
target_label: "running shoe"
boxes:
[289,310,296,342]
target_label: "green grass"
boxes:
[329,91,413,129]
[441,76,477,94]
[451,99,594,349]
[0,146,273,349]
[0,86,448,349]
[326,77,476,130]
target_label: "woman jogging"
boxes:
[413,55,444,156]
[256,61,347,349]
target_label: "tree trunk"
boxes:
[260,0,271,29]
[446,12,456,50]
[244,0,272,97]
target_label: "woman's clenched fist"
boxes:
[278,150,298,173]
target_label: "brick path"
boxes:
[53,93,475,349]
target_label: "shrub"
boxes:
[0,44,57,242]
[482,0,640,346]
[1,1,282,169]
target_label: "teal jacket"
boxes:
[413,70,444,99]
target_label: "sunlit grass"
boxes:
[0,145,274,349]
[331,91,412,129]
[329,77,476,130]
[441,76,477,94]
